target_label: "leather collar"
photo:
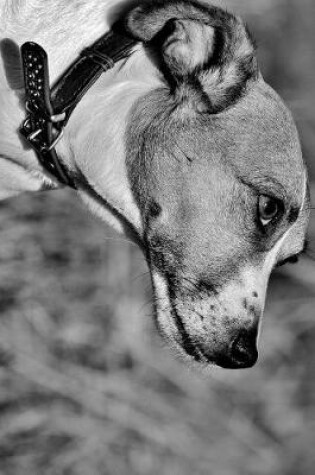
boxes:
[20,29,138,188]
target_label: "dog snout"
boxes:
[218,323,259,369]
[189,317,259,369]
[229,327,258,368]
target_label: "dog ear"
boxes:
[123,0,258,113]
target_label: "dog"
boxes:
[0,0,310,369]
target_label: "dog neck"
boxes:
[0,0,160,233]
[56,45,161,233]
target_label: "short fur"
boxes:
[0,0,310,368]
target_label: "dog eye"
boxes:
[258,195,282,227]
[276,241,308,267]
[276,254,299,267]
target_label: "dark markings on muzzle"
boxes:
[171,303,203,362]
[168,286,204,362]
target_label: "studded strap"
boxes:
[20,30,138,188]
[20,42,74,187]
[51,30,137,123]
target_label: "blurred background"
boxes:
[1,0,315,474]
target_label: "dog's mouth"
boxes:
[168,302,258,369]
[151,271,207,363]
[151,271,260,369]
[169,301,207,364]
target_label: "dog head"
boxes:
[121,0,309,369]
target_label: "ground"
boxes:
[0,189,314,475]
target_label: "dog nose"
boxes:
[229,328,258,368]
[216,325,258,369]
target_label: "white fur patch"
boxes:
[0,0,161,231]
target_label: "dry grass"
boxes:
[0,188,314,475]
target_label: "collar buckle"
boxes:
[20,30,138,189]
[20,42,75,188]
